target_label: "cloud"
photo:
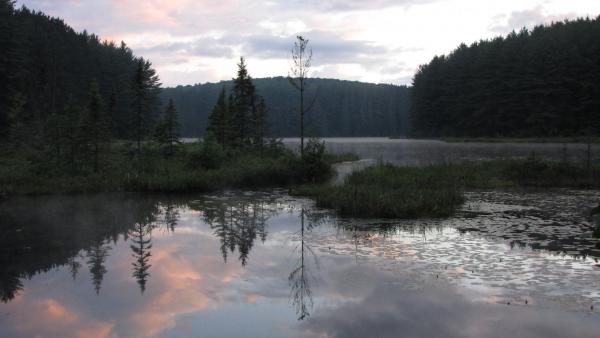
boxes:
[489,6,580,33]
[299,284,600,338]
[278,0,439,12]
[242,31,389,64]
[15,0,600,86]
[6,298,117,338]
[135,37,236,58]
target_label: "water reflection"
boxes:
[130,222,152,293]
[86,240,110,295]
[0,195,188,300]
[0,191,599,337]
[288,209,315,320]
[197,195,275,266]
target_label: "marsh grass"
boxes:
[293,163,465,218]
[292,158,600,219]
[0,141,345,195]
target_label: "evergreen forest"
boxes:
[410,17,600,138]
[162,78,410,137]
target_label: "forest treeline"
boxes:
[411,16,600,138]
[162,78,410,137]
[0,0,339,195]
[3,0,600,148]
[0,0,161,149]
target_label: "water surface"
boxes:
[1,189,599,337]
[282,137,595,165]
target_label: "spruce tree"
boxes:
[62,100,81,172]
[46,110,66,166]
[154,98,181,155]
[131,58,161,155]
[231,57,256,146]
[81,80,109,173]
[207,87,230,146]
[252,97,268,147]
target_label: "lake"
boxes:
[1,139,599,337]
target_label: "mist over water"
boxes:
[284,137,594,165]
[1,139,599,337]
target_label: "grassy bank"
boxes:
[292,157,600,219]
[439,137,600,144]
[0,140,349,195]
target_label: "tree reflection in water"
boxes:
[129,200,182,293]
[194,193,329,319]
[130,222,153,293]
[163,203,180,234]
[0,195,184,301]
[86,240,110,295]
[289,208,326,320]
[67,255,82,280]
[200,195,277,266]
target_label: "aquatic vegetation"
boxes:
[294,158,600,219]
[294,163,465,218]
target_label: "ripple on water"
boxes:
[309,189,600,312]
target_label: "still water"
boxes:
[282,137,595,165]
[1,139,600,337]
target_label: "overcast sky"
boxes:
[16,0,600,87]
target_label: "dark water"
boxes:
[2,138,600,337]
[1,189,599,338]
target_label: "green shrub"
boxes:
[301,137,333,183]
[188,132,225,170]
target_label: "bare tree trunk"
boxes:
[587,136,592,174]
[94,142,99,173]
[300,79,304,156]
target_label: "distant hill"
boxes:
[410,17,600,138]
[161,77,410,137]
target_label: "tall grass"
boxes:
[0,141,338,195]
[295,163,464,218]
[293,157,600,219]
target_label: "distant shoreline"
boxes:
[384,136,600,144]
[182,136,600,144]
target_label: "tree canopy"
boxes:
[410,17,600,138]
[163,77,410,138]
[0,0,160,143]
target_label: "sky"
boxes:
[15,0,600,87]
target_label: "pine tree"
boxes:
[80,80,109,173]
[131,58,161,155]
[154,98,181,155]
[252,97,268,147]
[45,110,66,166]
[0,0,19,140]
[62,100,81,172]
[231,57,256,146]
[207,87,230,146]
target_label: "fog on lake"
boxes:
[1,139,599,338]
